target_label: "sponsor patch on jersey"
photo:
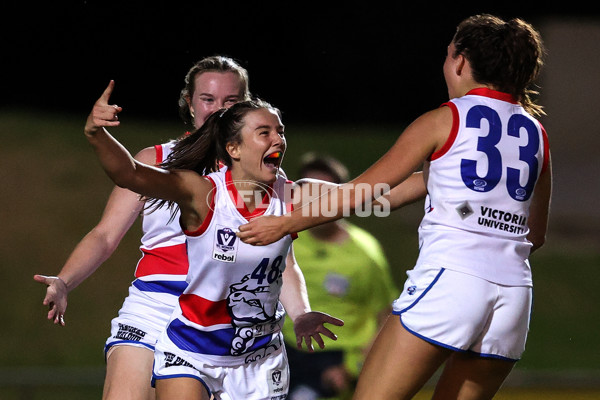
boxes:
[456,201,474,219]
[268,367,288,398]
[213,225,238,263]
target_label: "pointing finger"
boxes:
[99,80,115,104]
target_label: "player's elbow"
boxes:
[109,168,143,193]
[83,228,122,262]
[109,170,135,189]
[528,232,546,254]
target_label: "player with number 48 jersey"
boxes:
[160,167,295,366]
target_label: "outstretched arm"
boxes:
[33,147,156,326]
[376,170,427,211]
[237,107,449,245]
[83,81,207,215]
[280,246,344,351]
[84,81,176,200]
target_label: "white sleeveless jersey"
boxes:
[132,141,188,301]
[164,168,296,366]
[416,88,549,286]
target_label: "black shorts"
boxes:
[285,342,353,398]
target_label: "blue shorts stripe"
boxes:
[151,371,212,396]
[394,268,445,315]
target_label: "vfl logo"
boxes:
[268,365,287,395]
[407,285,417,295]
[213,226,238,263]
[217,227,236,251]
[272,370,282,385]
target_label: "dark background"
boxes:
[4,2,595,125]
[2,3,600,398]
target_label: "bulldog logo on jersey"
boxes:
[213,226,238,263]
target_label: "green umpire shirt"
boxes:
[282,222,398,376]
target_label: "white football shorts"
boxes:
[392,265,532,361]
[104,283,179,356]
[152,331,289,400]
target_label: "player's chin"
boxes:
[261,165,279,182]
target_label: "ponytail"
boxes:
[143,111,224,217]
[144,98,278,217]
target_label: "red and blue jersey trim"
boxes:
[166,318,275,356]
[184,177,216,237]
[225,169,273,220]
[133,243,189,295]
[465,87,518,104]
[132,279,188,296]
[179,294,231,326]
[430,101,459,161]
[135,243,189,277]
[154,144,163,165]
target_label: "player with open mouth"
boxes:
[83,86,343,400]
[263,151,283,173]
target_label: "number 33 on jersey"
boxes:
[425,88,549,240]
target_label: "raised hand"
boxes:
[84,80,123,136]
[33,275,68,326]
[293,311,344,352]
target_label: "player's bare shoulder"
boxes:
[134,146,158,165]
[417,106,455,155]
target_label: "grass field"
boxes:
[1,109,598,398]
[3,386,600,400]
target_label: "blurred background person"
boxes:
[283,152,399,400]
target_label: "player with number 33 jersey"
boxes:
[236,14,552,400]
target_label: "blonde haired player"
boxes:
[35,56,325,400]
